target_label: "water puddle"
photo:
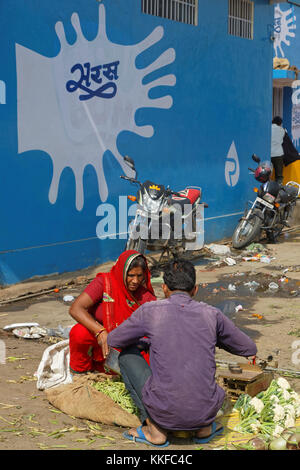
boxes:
[283,232,300,243]
[196,275,298,299]
[194,272,299,321]
[192,257,219,267]
[213,299,247,321]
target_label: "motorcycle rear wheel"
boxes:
[266,219,284,243]
[125,237,147,254]
[232,209,262,249]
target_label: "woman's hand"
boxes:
[97,330,109,359]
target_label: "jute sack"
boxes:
[45,372,141,428]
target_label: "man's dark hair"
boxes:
[272,116,283,126]
[163,259,196,292]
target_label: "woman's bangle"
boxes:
[95,328,106,339]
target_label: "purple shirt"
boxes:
[107,292,257,430]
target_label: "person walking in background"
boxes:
[271,116,285,184]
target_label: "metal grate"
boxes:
[141,0,198,26]
[228,0,254,39]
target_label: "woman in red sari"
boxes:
[69,250,156,373]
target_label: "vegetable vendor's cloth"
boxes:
[69,250,156,373]
[108,292,257,431]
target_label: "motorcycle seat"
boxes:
[280,185,298,202]
[171,188,201,206]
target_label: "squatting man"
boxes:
[104,259,257,447]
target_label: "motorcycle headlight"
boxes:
[142,194,162,213]
[263,193,275,204]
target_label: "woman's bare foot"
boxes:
[127,418,168,445]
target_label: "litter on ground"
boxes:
[205,244,231,256]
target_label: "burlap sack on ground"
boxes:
[45,372,140,428]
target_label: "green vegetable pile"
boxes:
[233,377,300,439]
[92,378,139,416]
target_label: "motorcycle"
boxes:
[232,154,300,249]
[120,156,208,255]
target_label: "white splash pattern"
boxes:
[291,103,300,147]
[16,4,176,210]
[225,141,240,188]
[274,5,296,58]
[0,80,5,104]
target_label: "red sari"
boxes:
[69,250,155,373]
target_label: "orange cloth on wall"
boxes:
[271,160,300,186]
[283,159,300,185]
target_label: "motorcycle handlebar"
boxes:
[165,189,182,198]
[120,175,141,184]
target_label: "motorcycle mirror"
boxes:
[252,154,261,164]
[123,156,137,178]
[124,156,135,168]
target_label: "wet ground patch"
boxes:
[194,271,300,341]
[195,271,299,304]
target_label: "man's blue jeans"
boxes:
[119,345,152,424]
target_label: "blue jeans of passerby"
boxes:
[119,345,152,424]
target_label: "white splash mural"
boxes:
[291,103,300,147]
[225,141,240,188]
[274,4,296,58]
[0,80,5,104]
[16,4,176,210]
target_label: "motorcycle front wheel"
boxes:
[125,237,147,254]
[232,209,262,249]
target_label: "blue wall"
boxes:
[273,2,300,144]
[0,0,274,284]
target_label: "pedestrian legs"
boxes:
[271,156,284,184]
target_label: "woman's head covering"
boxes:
[110,250,153,294]
[97,250,154,332]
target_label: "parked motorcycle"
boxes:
[120,156,207,254]
[232,154,300,249]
